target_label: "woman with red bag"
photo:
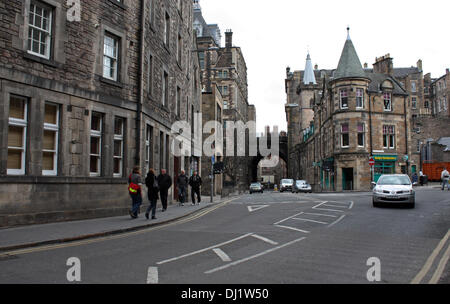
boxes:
[128,166,143,219]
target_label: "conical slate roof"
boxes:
[303,53,317,85]
[334,30,367,80]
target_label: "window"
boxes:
[7,96,28,175]
[28,2,53,59]
[222,86,228,95]
[341,124,349,148]
[412,97,417,109]
[357,123,365,147]
[424,87,429,94]
[177,34,182,65]
[223,100,229,110]
[145,125,153,173]
[383,125,395,149]
[411,81,417,93]
[43,103,59,176]
[162,71,169,106]
[218,70,228,78]
[148,54,153,96]
[159,131,164,170]
[164,12,170,46]
[424,100,429,109]
[165,134,170,170]
[417,140,421,153]
[198,52,205,69]
[444,98,448,111]
[90,113,103,176]
[340,89,348,109]
[149,0,154,27]
[356,88,364,109]
[103,33,119,81]
[383,93,392,111]
[438,99,441,112]
[176,86,181,117]
[113,117,124,177]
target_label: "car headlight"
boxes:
[373,188,383,194]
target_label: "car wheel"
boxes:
[373,200,380,208]
[409,202,415,209]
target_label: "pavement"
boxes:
[0,195,231,253]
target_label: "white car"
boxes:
[293,180,312,193]
[372,174,415,208]
[280,179,294,192]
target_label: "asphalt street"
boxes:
[0,188,449,284]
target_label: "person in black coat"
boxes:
[176,170,189,206]
[145,168,159,220]
[157,169,172,212]
[189,171,202,205]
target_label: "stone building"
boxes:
[290,30,414,191]
[193,1,254,194]
[0,0,202,226]
[200,84,223,197]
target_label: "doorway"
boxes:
[342,168,354,191]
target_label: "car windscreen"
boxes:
[377,176,411,186]
[281,179,293,184]
[250,184,260,187]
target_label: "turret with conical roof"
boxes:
[334,28,368,80]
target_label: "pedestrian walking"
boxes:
[157,169,172,212]
[411,172,418,185]
[176,170,189,206]
[419,170,424,186]
[189,171,202,205]
[128,166,143,219]
[145,168,159,220]
[441,167,450,191]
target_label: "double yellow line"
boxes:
[0,199,235,258]
[411,229,450,284]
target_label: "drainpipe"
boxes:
[368,93,374,183]
[135,0,145,166]
[403,96,409,175]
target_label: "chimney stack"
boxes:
[373,54,393,75]
[417,59,423,72]
[225,29,233,49]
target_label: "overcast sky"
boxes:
[199,0,450,133]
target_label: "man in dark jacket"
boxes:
[145,169,159,220]
[189,171,202,205]
[176,170,189,206]
[157,169,172,212]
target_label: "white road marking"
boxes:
[412,229,450,284]
[303,212,338,218]
[213,248,232,262]
[147,267,159,284]
[327,215,346,228]
[273,212,305,225]
[292,218,328,225]
[204,237,307,274]
[252,234,279,245]
[429,244,450,284]
[247,205,270,213]
[275,225,310,234]
[156,233,253,265]
[322,204,349,209]
[349,201,354,209]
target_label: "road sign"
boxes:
[211,156,215,164]
[369,157,375,167]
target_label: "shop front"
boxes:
[373,155,398,182]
